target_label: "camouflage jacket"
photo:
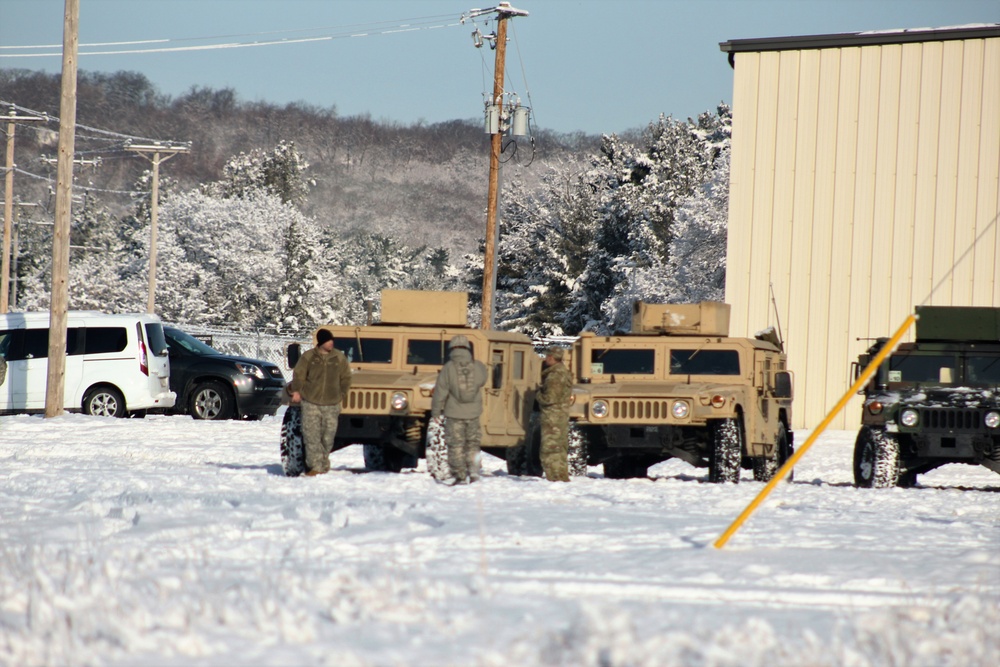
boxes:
[538,361,572,411]
[288,347,352,406]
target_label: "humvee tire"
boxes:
[752,422,794,482]
[853,425,901,488]
[709,417,743,484]
[280,406,305,477]
[363,444,418,473]
[425,416,451,482]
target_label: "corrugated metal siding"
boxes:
[726,36,1000,430]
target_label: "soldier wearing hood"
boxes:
[431,335,488,484]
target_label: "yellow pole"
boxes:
[713,313,917,549]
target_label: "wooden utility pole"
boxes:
[126,143,189,314]
[1,108,44,313]
[472,2,527,330]
[45,0,79,418]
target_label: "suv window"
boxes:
[591,348,655,374]
[670,349,741,376]
[336,337,393,364]
[165,327,220,356]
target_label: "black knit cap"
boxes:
[316,328,334,345]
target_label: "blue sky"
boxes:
[2,0,997,135]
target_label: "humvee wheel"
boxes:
[279,406,305,477]
[853,425,900,488]
[752,422,794,482]
[363,444,415,473]
[709,417,743,483]
[567,423,589,477]
[425,417,451,482]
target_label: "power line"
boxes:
[0,15,463,59]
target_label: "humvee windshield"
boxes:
[669,349,740,376]
[336,337,393,364]
[886,353,957,383]
[591,349,655,375]
[965,356,1000,384]
[405,339,475,366]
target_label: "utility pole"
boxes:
[465,2,528,330]
[1,107,45,313]
[126,142,190,314]
[46,0,79,418]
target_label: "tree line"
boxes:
[0,68,730,336]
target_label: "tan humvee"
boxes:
[279,290,541,478]
[563,301,794,482]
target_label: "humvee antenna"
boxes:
[769,282,785,348]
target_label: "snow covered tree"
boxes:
[203,140,311,206]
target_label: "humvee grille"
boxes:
[610,399,671,421]
[345,390,390,412]
[918,408,981,431]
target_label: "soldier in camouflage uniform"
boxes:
[537,346,573,482]
[432,335,488,484]
[287,327,352,477]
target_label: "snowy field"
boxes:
[1,410,998,667]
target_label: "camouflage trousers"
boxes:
[301,401,342,474]
[540,407,570,482]
[445,417,482,483]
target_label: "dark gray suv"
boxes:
[164,326,285,420]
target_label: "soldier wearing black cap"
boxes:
[287,327,352,476]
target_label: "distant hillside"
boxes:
[0,69,600,253]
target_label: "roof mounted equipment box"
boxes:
[631,301,731,336]
[915,305,1000,342]
[380,290,468,327]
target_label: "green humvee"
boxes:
[853,305,1000,488]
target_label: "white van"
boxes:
[0,311,176,417]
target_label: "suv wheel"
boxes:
[710,417,743,483]
[190,381,234,420]
[853,425,900,488]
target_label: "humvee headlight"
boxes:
[900,409,919,427]
[867,401,884,415]
[591,400,609,419]
[671,401,690,419]
[985,411,1000,429]
[710,395,726,409]
[390,392,409,411]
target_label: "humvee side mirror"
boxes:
[774,371,793,399]
[286,342,301,370]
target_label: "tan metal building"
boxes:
[719,25,1000,430]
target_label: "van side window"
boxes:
[85,327,128,354]
[22,329,49,359]
[0,330,16,359]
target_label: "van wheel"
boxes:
[83,386,126,418]
[190,381,234,420]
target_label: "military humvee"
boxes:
[280,290,541,478]
[556,301,794,482]
[852,305,1000,488]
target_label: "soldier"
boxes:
[287,327,352,477]
[537,346,573,482]
[431,335,488,484]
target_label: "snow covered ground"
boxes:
[1,410,998,667]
